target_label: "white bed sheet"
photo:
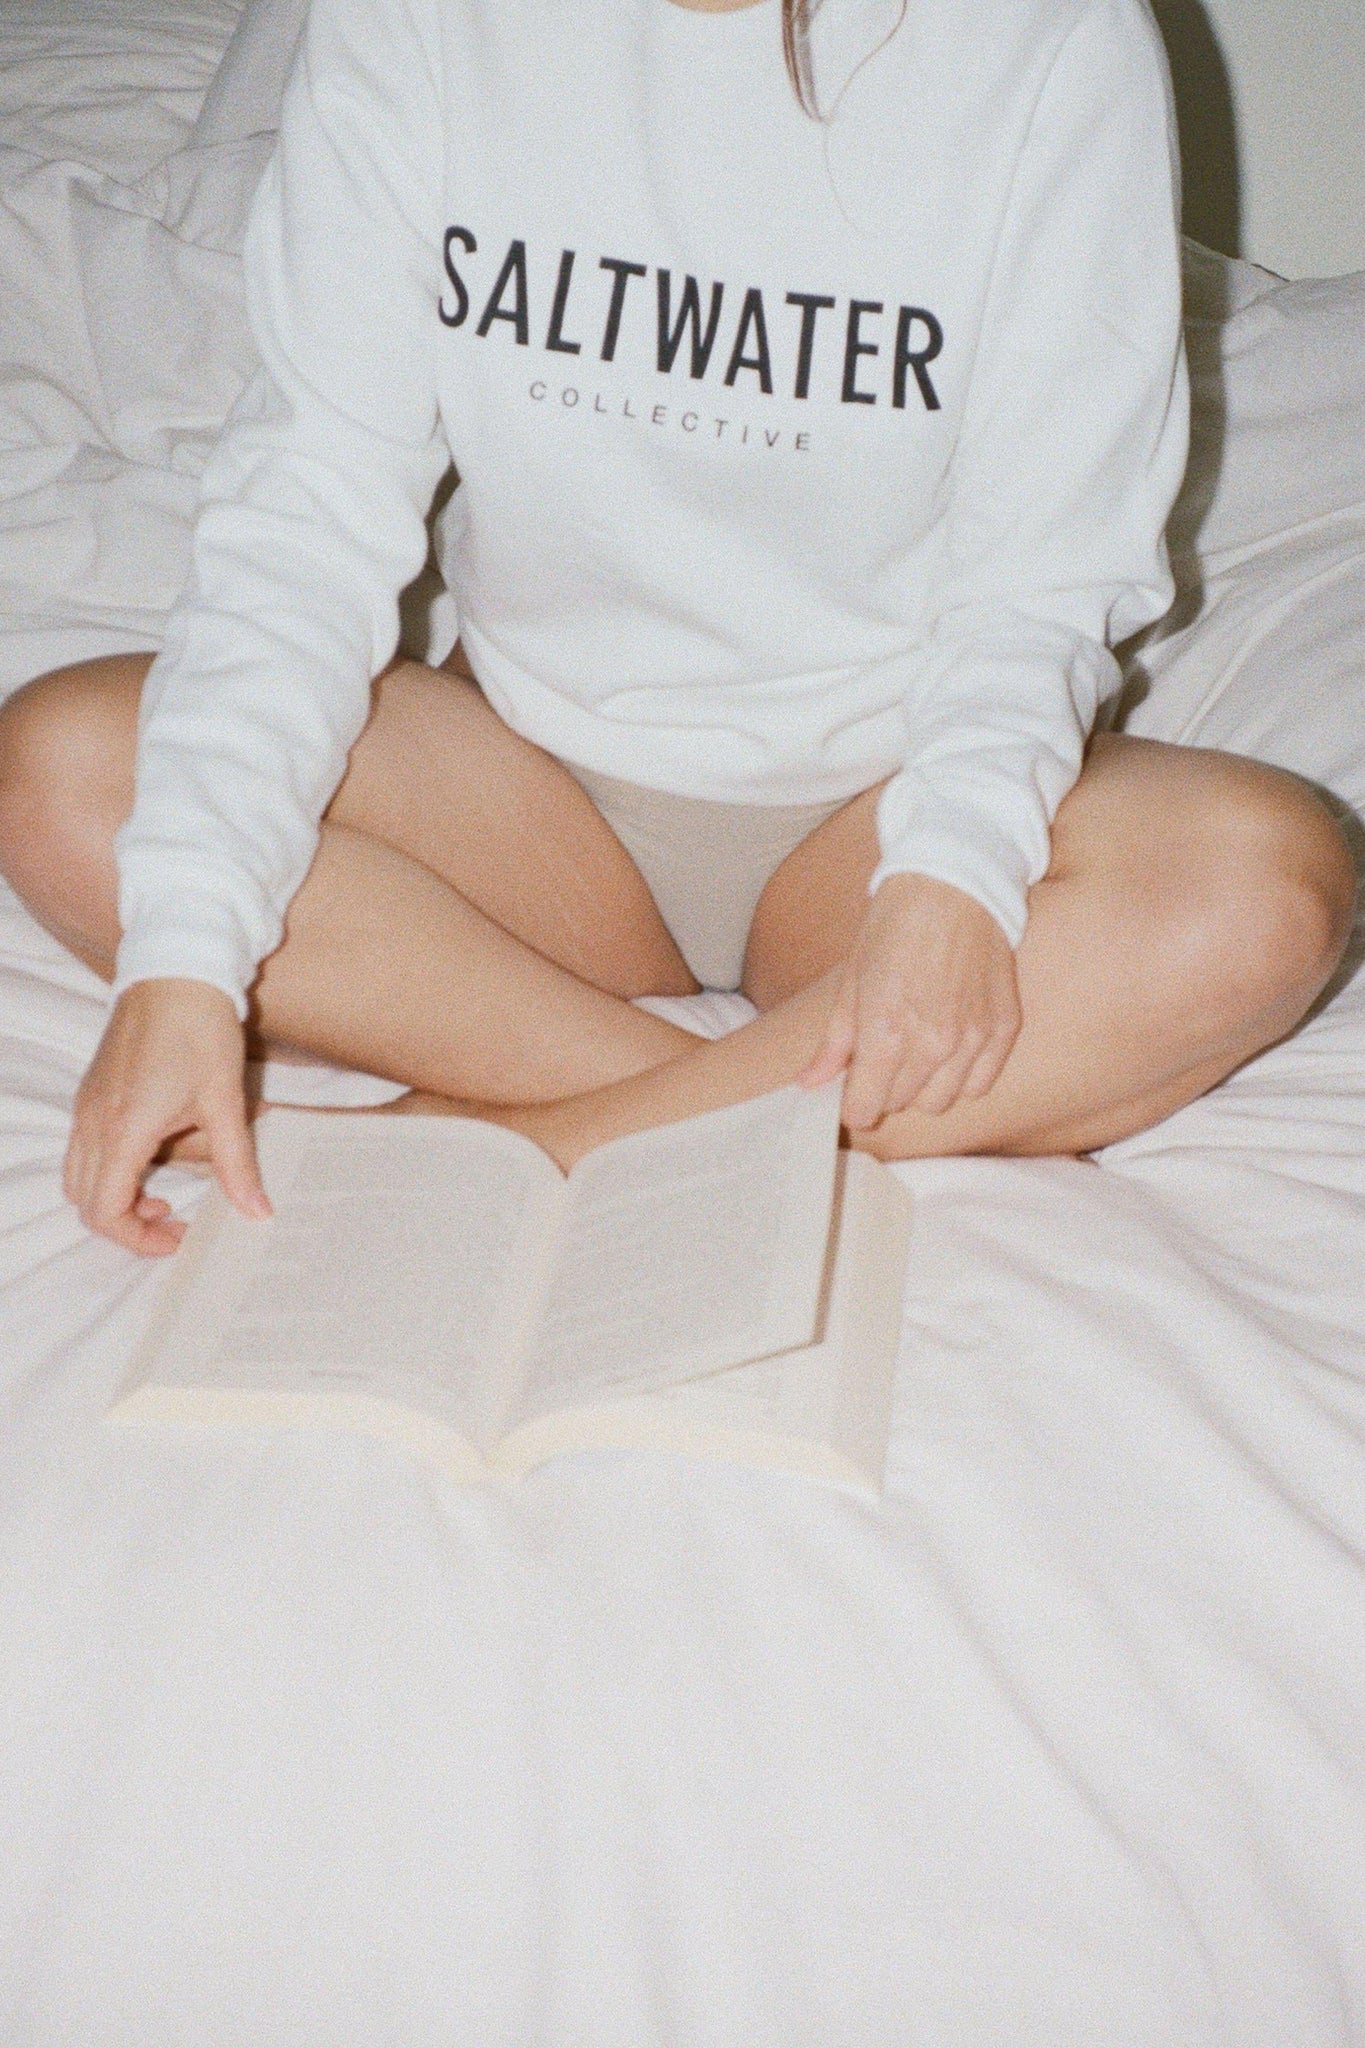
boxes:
[3,877,1363,2048]
[2,10,1365,2040]
[0,0,240,183]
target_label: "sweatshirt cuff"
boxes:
[112,910,259,1021]
[869,821,1034,951]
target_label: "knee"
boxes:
[1188,763,1357,1022]
[0,659,142,904]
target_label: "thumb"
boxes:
[205,1092,272,1221]
[800,971,858,1087]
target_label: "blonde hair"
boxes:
[782,1,907,119]
[781,0,817,113]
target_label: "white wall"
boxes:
[1153,0,1365,279]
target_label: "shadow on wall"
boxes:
[1151,0,1242,258]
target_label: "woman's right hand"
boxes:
[66,978,271,1257]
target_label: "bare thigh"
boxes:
[716,728,1352,1159]
[330,650,698,996]
[0,648,698,1000]
[744,729,1349,1058]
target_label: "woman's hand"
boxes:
[802,873,1022,1132]
[65,978,271,1257]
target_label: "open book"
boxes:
[110,1081,912,1498]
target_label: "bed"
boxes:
[2,4,1364,2043]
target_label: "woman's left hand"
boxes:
[801,872,1022,1131]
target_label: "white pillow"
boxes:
[1173,241,1365,561]
[1124,247,1365,817]
[1126,523,1365,813]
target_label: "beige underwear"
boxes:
[565,763,847,993]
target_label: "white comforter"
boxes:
[2,9,1363,2041]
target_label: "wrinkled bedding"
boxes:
[2,8,1364,2042]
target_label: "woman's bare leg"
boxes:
[1,659,1354,1163]
[470,734,1357,1165]
[0,651,701,1101]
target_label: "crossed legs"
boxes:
[0,648,1355,1167]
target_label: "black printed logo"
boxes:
[439,229,944,413]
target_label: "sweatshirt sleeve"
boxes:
[869,0,1190,946]
[112,0,451,1015]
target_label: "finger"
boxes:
[66,1088,99,1201]
[959,1012,1021,1103]
[851,1005,959,1127]
[69,1087,123,1218]
[62,1126,86,1209]
[843,1011,914,1131]
[204,1094,272,1221]
[86,1122,162,1246]
[911,1033,982,1118]
[87,1177,182,1255]
[98,1206,185,1257]
[799,976,858,1087]
[958,1043,1009,1102]
[69,1122,104,1222]
[134,1191,187,1250]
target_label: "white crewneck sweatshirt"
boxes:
[114,0,1188,1013]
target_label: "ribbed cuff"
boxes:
[112,916,257,1020]
[869,828,1031,951]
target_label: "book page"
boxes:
[498,1154,912,1499]
[120,1110,563,1447]
[508,1080,843,1426]
[633,1155,911,1483]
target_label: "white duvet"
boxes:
[2,9,1364,2043]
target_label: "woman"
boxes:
[0,0,1354,1255]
